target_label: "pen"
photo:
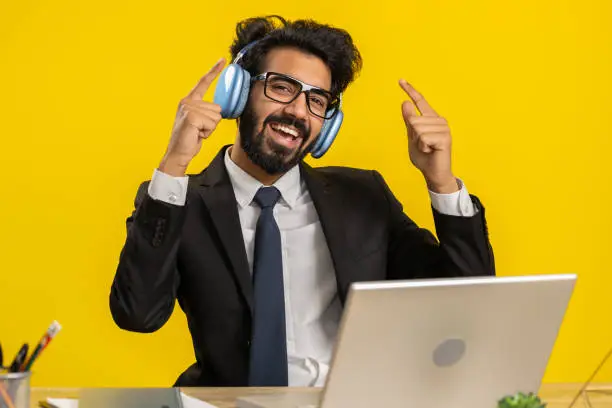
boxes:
[21,321,62,372]
[9,344,28,373]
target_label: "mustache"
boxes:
[263,114,309,138]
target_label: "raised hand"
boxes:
[159,58,226,177]
[400,79,458,194]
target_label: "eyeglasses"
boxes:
[251,72,341,120]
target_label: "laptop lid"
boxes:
[237,274,576,408]
[79,388,183,408]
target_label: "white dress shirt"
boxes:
[147,148,476,386]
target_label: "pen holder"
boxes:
[0,371,30,408]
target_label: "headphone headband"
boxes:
[232,40,261,65]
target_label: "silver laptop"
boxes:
[237,274,576,408]
[79,388,183,408]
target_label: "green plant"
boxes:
[498,392,546,408]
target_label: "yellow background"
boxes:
[0,0,610,387]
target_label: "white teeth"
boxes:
[271,123,299,138]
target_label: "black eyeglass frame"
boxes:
[251,71,341,120]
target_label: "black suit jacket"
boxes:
[109,145,495,386]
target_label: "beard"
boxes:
[238,102,315,175]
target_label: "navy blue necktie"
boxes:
[248,186,288,386]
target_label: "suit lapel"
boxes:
[196,147,253,314]
[300,162,353,304]
[194,150,359,311]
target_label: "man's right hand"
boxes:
[159,58,226,177]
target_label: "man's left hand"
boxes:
[399,79,458,194]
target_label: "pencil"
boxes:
[21,321,62,372]
[0,383,15,408]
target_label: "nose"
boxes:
[283,91,309,120]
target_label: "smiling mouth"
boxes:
[269,122,302,140]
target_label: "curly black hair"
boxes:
[229,15,362,97]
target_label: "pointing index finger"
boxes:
[187,57,226,100]
[399,79,438,117]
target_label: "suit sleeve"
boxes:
[109,181,186,333]
[372,171,495,279]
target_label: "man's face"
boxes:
[238,46,332,175]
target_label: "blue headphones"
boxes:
[213,41,343,158]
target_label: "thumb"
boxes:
[418,137,432,153]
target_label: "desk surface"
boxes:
[31,383,612,408]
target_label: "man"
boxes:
[109,15,495,388]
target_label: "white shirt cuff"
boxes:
[428,178,477,217]
[147,169,188,206]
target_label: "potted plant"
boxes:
[498,392,546,408]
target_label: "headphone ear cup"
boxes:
[213,64,251,118]
[310,110,343,159]
[232,69,251,118]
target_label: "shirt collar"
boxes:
[224,147,301,209]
